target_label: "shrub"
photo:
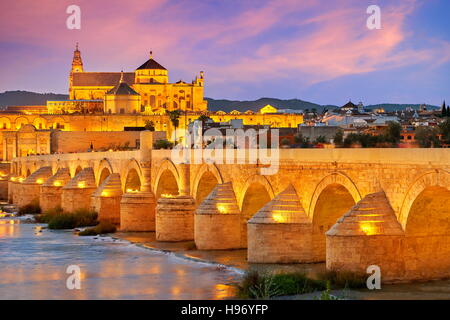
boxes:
[79,221,116,236]
[237,271,326,299]
[317,270,367,289]
[35,206,64,223]
[153,139,174,150]
[47,209,98,230]
[18,200,41,216]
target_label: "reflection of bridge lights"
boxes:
[77,181,86,188]
[217,205,227,214]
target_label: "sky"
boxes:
[0,0,449,106]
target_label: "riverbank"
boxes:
[113,231,450,300]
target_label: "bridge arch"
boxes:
[192,164,224,204]
[121,159,144,192]
[399,170,450,230]
[309,173,361,261]
[154,158,180,199]
[96,159,114,185]
[308,172,361,218]
[73,165,83,177]
[239,175,275,247]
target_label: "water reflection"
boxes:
[0,221,240,300]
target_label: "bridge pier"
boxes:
[120,130,157,231]
[17,167,53,208]
[120,191,156,231]
[7,174,18,203]
[195,183,242,250]
[91,173,123,225]
[40,168,71,212]
[156,196,196,241]
[326,192,406,282]
[61,167,97,213]
[247,185,314,263]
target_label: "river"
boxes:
[0,218,240,300]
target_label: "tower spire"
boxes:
[149,50,153,59]
[119,70,124,83]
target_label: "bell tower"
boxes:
[69,43,83,99]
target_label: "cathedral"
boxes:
[53,44,207,114]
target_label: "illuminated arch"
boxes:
[15,117,29,129]
[121,159,144,191]
[308,172,361,218]
[0,117,11,130]
[238,175,275,210]
[191,164,224,203]
[51,117,66,129]
[399,170,450,229]
[96,159,114,185]
[33,117,47,130]
[153,158,180,195]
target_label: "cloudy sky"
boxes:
[0,0,449,105]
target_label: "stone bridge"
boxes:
[4,131,450,282]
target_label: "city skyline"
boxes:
[1,0,449,106]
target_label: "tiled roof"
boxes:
[106,82,140,95]
[72,72,134,86]
[136,58,166,70]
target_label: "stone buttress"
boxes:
[40,168,71,212]
[61,167,97,212]
[17,166,53,207]
[91,173,123,226]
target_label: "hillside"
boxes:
[0,91,68,108]
[0,90,439,112]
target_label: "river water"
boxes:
[0,218,240,300]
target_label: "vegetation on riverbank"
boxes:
[42,209,98,230]
[78,221,116,236]
[237,270,366,299]
[18,200,41,216]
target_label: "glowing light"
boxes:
[359,222,378,235]
[161,194,174,198]
[10,177,17,182]
[53,181,62,187]
[36,178,44,184]
[18,177,24,183]
[217,205,227,214]
[272,213,286,223]
[101,191,109,197]
[77,181,86,188]
[126,188,139,193]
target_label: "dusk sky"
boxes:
[0,0,449,106]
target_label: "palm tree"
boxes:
[167,110,182,142]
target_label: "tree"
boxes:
[415,126,440,148]
[314,135,327,144]
[166,110,182,142]
[144,120,155,131]
[197,114,212,126]
[447,106,450,117]
[294,133,304,144]
[442,101,447,117]
[385,121,402,145]
[439,118,450,144]
[281,138,291,147]
[333,130,344,146]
